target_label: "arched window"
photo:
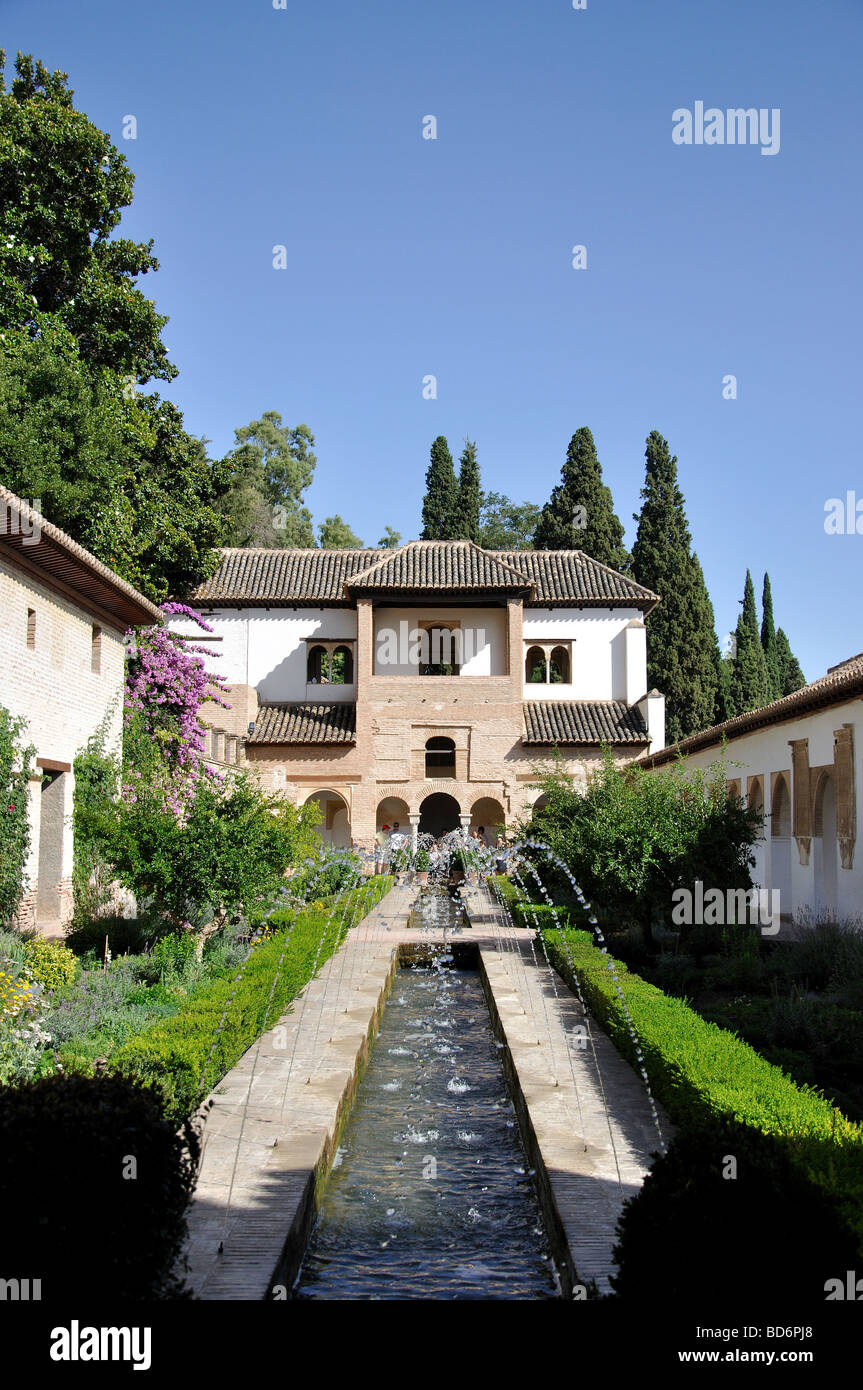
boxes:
[425,736,456,779]
[525,645,546,683]
[307,644,328,683]
[771,776,791,837]
[331,644,354,685]
[550,645,571,683]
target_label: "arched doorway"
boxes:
[770,774,792,922]
[532,792,550,814]
[304,789,351,849]
[813,773,838,917]
[471,797,505,847]
[748,777,766,887]
[376,796,409,837]
[419,792,461,838]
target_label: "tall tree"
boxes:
[477,492,540,550]
[774,628,806,696]
[421,435,458,540]
[760,573,782,700]
[728,570,771,716]
[318,514,363,549]
[533,427,629,569]
[220,412,316,547]
[454,439,481,542]
[630,431,720,744]
[377,527,401,549]
[0,51,174,386]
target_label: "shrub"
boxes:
[64,912,157,959]
[22,937,78,991]
[611,1115,858,1302]
[0,704,36,927]
[0,1073,199,1299]
[414,848,430,871]
[543,926,863,1256]
[112,878,392,1121]
[288,852,364,902]
[518,750,762,947]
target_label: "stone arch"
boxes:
[771,775,791,837]
[525,645,546,683]
[376,795,409,834]
[419,791,461,838]
[770,773,792,922]
[303,787,351,849]
[550,644,571,684]
[470,795,506,847]
[306,643,328,683]
[813,771,838,916]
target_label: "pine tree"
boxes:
[728,570,771,716]
[454,439,481,542]
[774,628,806,696]
[630,431,719,744]
[760,573,782,700]
[533,427,629,569]
[421,435,458,540]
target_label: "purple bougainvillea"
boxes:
[123,604,231,813]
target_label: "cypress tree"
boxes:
[774,628,806,696]
[760,573,782,700]
[454,439,481,542]
[421,436,458,540]
[728,570,771,715]
[630,431,719,744]
[533,427,629,569]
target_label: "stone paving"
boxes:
[183,881,669,1299]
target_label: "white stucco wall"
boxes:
[372,606,507,677]
[522,607,645,701]
[647,700,863,924]
[177,607,359,703]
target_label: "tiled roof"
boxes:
[0,486,163,629]
[192,543,658,609]
[345,541,534,593]
[249,703,356,745]
[497,550,659,609]
[640,656,863,768]
[192,549,384,605]
[523,700,649,745]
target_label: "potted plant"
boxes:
[414,847,429,885]
[449,848,468,883]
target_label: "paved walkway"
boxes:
[183,882,669,1299]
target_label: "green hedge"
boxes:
[112,878,392,1122]
[543,926,863,1254]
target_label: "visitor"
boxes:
[390,821,407,850]
[476,825,486,846]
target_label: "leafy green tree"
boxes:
[0,51,174,385]
[477,492,540,550]
[534,427,629,569]
[453,439,480,541]
[774,628,806,696]
[729,570,771,716]
[760,573,782,701]
[220,412,316,547]
[420,435,458,540]
[377,526,401,549]
[522,751,760,948]
[0,704,36,927]
[630,432,720,743]
[318,514,364,548]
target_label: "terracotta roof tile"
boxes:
[345,540,534,593]
[497,550,659,609]
[249,703,356,744]
[523,700,649,745]
[192,549,383,605]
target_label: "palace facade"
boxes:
[181,540,665,847]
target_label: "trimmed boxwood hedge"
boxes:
[542,925,863,1257]
[111,877,392,1123]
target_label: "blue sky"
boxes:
[3,0,861,678]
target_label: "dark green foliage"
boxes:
[760,572,782,700]
[534,427,629,569]
[112,880,392,1121]
[421,435,459,540]
[630,431,720,742]
[542,927,863,1258]
[522,752,760,947]
[477,492,539,550]
[287,852,365,900]
[453,439,481,541]
[0,704,35,926]
[219,411,317,547]
[0,1073,199,1298]
[318,514,364,548]
[728,570,771,716]
[611,1115,859,1302]
[71,725,118,922]
[377,526,401,549]
[774,626,806,695]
